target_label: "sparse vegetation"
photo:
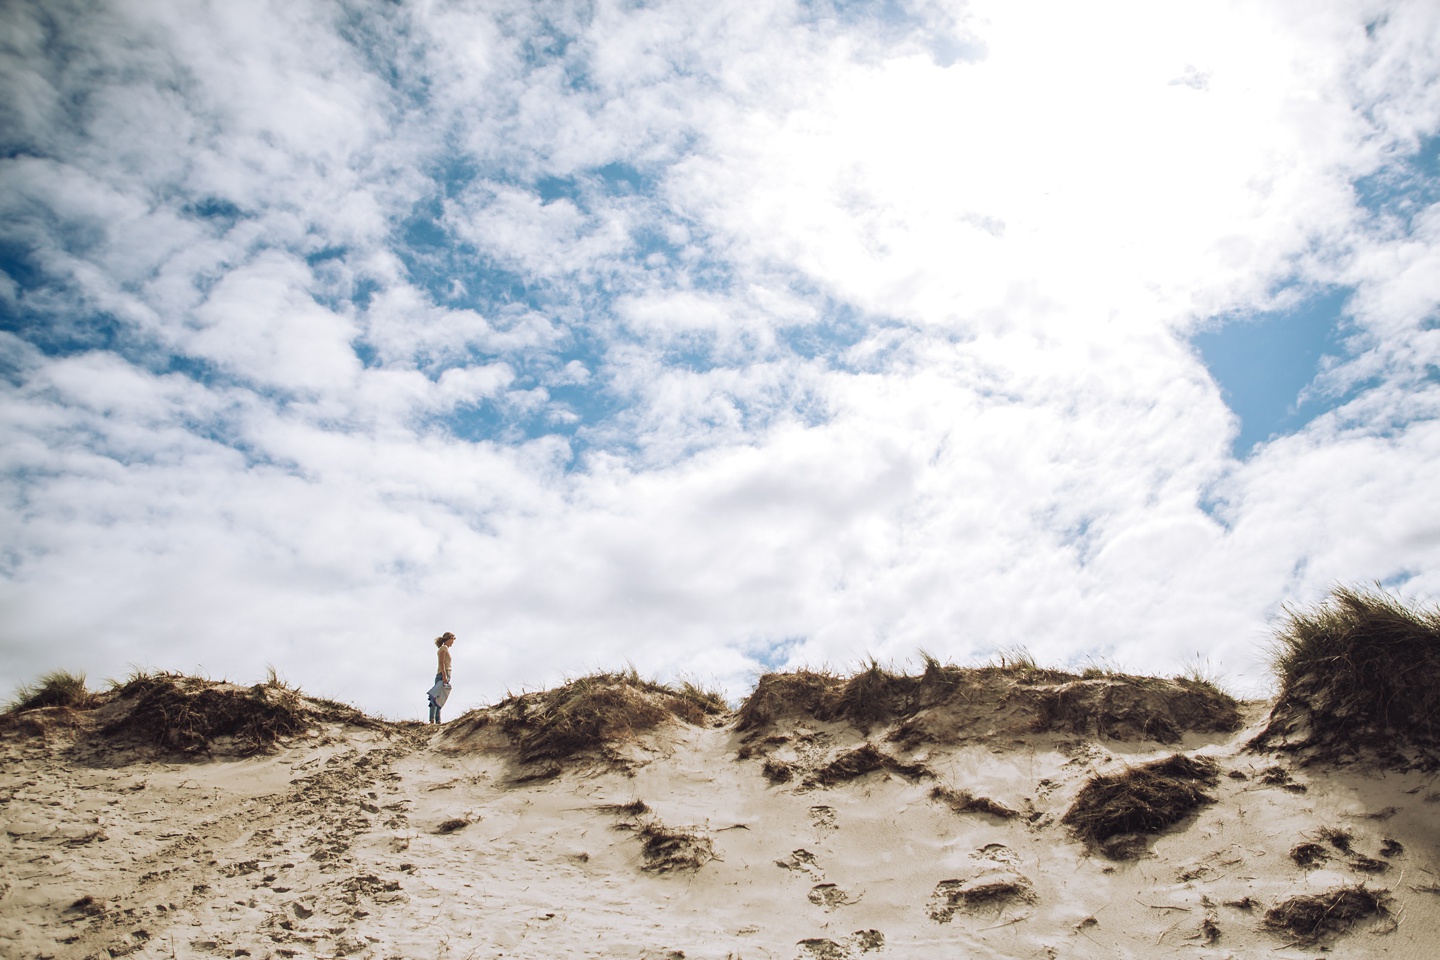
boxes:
[1254,585,1440,765]
[990,646,1040,672]
[1263,886,1389,942]
[1258,765,1305,791]
[7,669,96,712]
[1061,754,1220,858]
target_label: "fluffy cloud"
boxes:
[3,0,1439,717]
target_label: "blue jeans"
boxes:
[428,673,445,723]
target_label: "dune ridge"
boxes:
[5,588,1440,959]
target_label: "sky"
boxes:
[3,0,1439,721]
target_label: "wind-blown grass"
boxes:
[1255,585,1440,763]
[7,669,96,712]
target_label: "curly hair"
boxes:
[435,631,455,648]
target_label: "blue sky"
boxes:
[1193,287,1354,458]
[3,0,1440,719]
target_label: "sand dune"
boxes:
[3,658,1439,960]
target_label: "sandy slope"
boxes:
[3,698,1440,960]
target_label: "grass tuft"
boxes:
[8,670,97,713]
[990,646,1040,672]
[1256,585,1440,764]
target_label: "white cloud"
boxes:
[3,0,1440,719]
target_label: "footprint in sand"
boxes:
[776,848,823,877]
[796,929,885,959]
[970,843,1018,865]
[808,883,859,910]
[809,806,838,831]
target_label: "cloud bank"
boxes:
[3,0,1439,718]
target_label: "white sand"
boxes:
[4,702,1439,959]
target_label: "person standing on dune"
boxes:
[427,632,455,724]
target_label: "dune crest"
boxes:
[6,591,1440,958]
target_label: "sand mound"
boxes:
[3,672,382,757]
[1252,586,1440,768]
[8,653,1440,959]
[440,670,726,771]
[737,661,1240,747]
[98,674,314,754]
[0,704,91,739]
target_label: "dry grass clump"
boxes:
[930,785,1020,819]
[636,820,715,873]
[1061,754,1220,858]
[1254,585,1440,765]
[807,743,931,787]
[102,672,311,754]
[1263,886,1389,942]
[493,670,726,766]
[7,669,99,713]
